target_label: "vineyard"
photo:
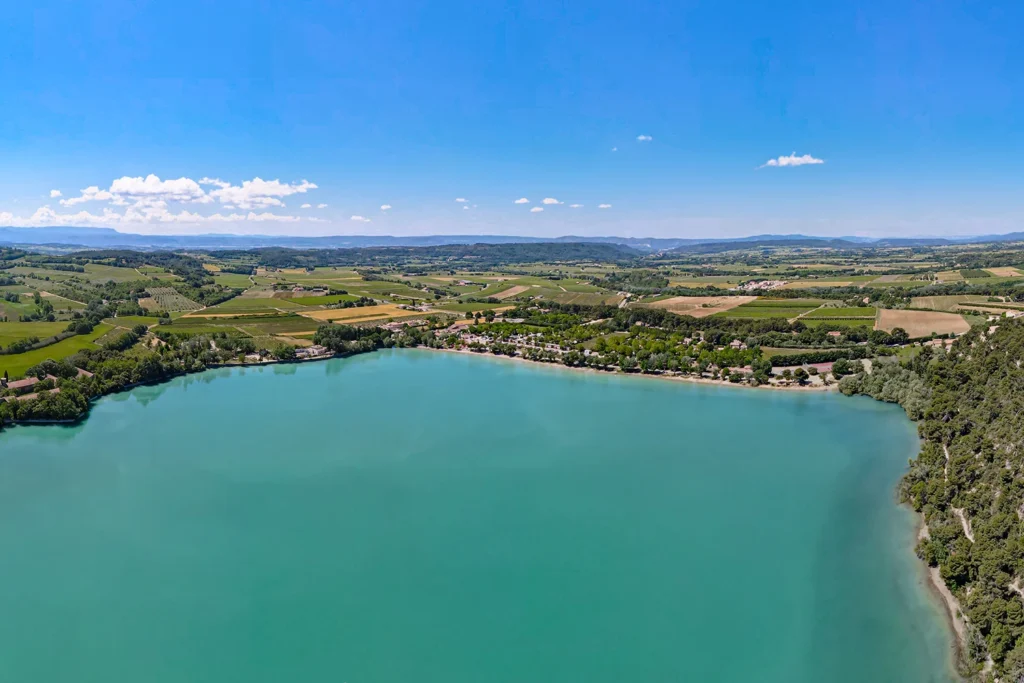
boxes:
[140,287,203,312]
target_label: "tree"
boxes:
[793,367,809,384]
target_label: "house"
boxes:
[728,339,747,350]
[76,368,94,379]
[827,331,842,338]
[1,387,61,403]
[295,345,331,359]
[3,376,41,395]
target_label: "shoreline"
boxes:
[1,342,837,430]
[916,520,969,679]
[423,345,838,393]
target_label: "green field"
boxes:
[960,268,991,279]
[160,314,321,337]
[237,317,322,335]
[544,292,621,306]
[201,296,304,314]
[0,297,37,318]
[0,321,69,347]
[44,293,87,310]
[802,307,876,318]
[0,324,112,379]
[801,318,877,329]
[909,295,994,312]
[713,299,822,319]
[431,302,510,313]
[102,316,164,328]
[287,294,360,306]
[752,298,826,307]
[212,273,254,288]
[82,263,145,283]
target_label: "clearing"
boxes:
[876,309,970,338]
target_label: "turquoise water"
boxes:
[0,350,955,682]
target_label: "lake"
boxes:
[0,349,955,682]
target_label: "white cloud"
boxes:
[380,204,392,211]
[110,174,210,203]
[317,203,328,209]
[455,197,468,203]
[60,186,114,206]
[611,147,618,152]
[598,203,612,209]
[301,203,311,209]
[530,207,544,213]
[542,197,562,205]
[636,135,652,142]
[569,204,583,208]
[59,174,319,210]
[209,178,317,209]
[514,197,530,204]
[463,205,469,210]
[24,204,303,226]
[759,152,825,168]
[350,215,371,223]
[49,189,62,198]
[245,212,300,223]
[0,211,13,223]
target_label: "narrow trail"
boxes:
[943,443,950,482]
[943,443,975,542]
[953,507,975,543]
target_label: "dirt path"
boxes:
[943,443,950,482]
[953,507,975,543]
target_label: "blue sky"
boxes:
[1,0,1022,237]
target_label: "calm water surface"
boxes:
[0,350,955,682]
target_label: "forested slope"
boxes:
[841,320,1024,679]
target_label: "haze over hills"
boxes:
[2,225,1023,252]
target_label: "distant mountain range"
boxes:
[1,226,1022,252]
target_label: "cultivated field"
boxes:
[144,287,203,312]
[298,304,413,322]
[713,299,823,319]
[985,267,1022,277]
[876,309,970,338]
[636,296,756,317]
[803,307,876,318]
[493,285,531,300]
[910,295,994,312]
[780,280,853,289]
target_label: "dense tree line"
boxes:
[209,243,641,270]
[67,250,212,287]
[840,320,1024,679]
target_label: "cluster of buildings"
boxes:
[734,280,788,292]
[0,367,93,402]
